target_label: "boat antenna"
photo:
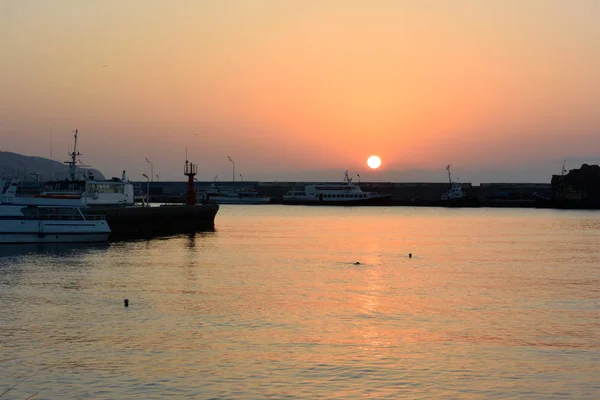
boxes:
[64,129,81,180]
[50,126,54,180]
[446,164,452,186]
[344,170,352,183]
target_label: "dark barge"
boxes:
[86,159,219,240]
[85,204,219,240]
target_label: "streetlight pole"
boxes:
[227,156,235,182]
[142,173,150,206]
[156,174,160,182]
[357,173,361,183]
[240,174,243,182]
[145,158,153,182]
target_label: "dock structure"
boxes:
[86,204,219,240]
[86,158,219,240]
[132,180,552,206]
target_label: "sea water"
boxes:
[1,206,599,399]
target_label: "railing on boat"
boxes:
[22,214,106,221]
[21,207,107,221]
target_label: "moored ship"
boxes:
[40,130,135,207]
[199,185,271,205]
[437,165,479,207]
[282,171,392,206]
[0,181,110,244]
[9,129,135,208]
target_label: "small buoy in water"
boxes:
[408,253,412,258]
[354,262,361,265]
[124,299,129,307]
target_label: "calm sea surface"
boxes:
[1,206,599,399]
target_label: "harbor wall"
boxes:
[15,179,552,204]
[130,181,553,204]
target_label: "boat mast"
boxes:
[50,127,54,180]
[446,164,452,186]
[344,170,352,183]
[64,129,81,180]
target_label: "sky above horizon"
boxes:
[1,0,599,182]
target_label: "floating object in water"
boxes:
[354,262,361,265]
[124,299,129,307]
[409,253,412,258]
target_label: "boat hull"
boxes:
[282,195,393,206]
[0,219,111,244]
[0,232,111,244]
[85,204,219,239]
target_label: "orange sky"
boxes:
[1,0,599,182]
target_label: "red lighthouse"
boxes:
[184,160,197,205]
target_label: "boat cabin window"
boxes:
[45,182,86,192]
[21,207,81,219]
[88,183,125,194]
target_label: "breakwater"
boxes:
[139,181,551,206]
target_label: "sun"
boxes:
[367,155,382,169]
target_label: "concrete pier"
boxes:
[136,180,552,206]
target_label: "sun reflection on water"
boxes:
[1,207,599,398]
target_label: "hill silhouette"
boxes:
[0,151,105,182]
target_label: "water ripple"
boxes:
[1,207,599,398]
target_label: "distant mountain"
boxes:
[0,151,105,182]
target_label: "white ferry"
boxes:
[1,179,85,207]
[0,205,110,244]
[38,171,134,208]
[282,171,392,206]
[16,129,135,208]
[199,185,271,205]
[0,181,111,243]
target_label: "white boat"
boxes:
[0,205,110,244]
[0,182,111,244]
[441,164,467,200]
[441,184,466,200]
[282,171,392,206]
[12,129,135,208]
[0,179,111,244]
[1,179,89,207]
[37,172,135,208]
[439,165,479,207]
[199,185,271,205]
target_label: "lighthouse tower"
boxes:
[184,160,197,205]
